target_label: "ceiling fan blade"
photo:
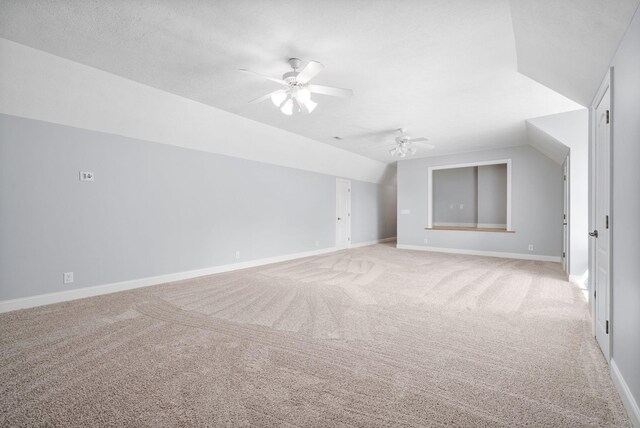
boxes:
[411,142,435,149]
[308,84,354,98]
[295,61,325,84]
[407,137,429,143]
[335,127,397,142]
[238,69,288,86]
[248,89,286,104]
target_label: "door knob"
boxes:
[337,217,342,220]
[589,230,598,238]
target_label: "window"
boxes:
[427,159,512,231]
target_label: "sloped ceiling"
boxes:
[0,0,638,162]
[525,122,569,165]
[0,0,586,163]
[526,109,589,164]
[527,109,589,149]
[510,0,639,107]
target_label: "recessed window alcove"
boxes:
[427,159,513,233]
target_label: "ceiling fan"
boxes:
[388,128,433,158]
[239,58,353,115]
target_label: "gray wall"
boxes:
[477,164,507,226]
[608,7,640,413]
[433,167,478,226]
[397,145,563,257]
[0,114,396,301]
[351,180,397,243]
[527,111,589,277]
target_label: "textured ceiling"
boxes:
[0,0,607,163]
[510,0,639,107]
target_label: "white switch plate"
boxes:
[423,238,428,244]
[459,204,464,209]
[528,244,534,251]
[400,209,410,215]
[63,272,74,284]
[235,251,241,260]
[79,171,95,181]
[315,241,320,247]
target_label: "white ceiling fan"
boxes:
[239,58,353,115]
[388,128,433,158]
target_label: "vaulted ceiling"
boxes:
[0,1,636,163]
[510,0,639,107]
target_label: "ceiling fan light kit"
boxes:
[240,58,353,116]
[241,61,431,159]
[271,86,317,116]
[388,128,433,158]
[389,145,417,158]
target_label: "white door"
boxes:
[593,86,611,360]
[563,158,569,273]
[336,179,351,249]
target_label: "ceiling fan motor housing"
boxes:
[288,57,303,70]
[283,71,300,84]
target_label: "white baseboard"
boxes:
[569,270,589,287]
[611,358,640,427]
[0,246,338,314]
[350,236,397,248]
[0,238,399,314]
[396,244,562,262]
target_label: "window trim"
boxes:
[427,159,512,231]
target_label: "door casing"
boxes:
[563,156,570,274]
[335,178,351,249]
[589,68,613,361]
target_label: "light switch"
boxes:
[400,209,411,215]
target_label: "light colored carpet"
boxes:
[0,243,630,427]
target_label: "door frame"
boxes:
[335,178,352,249]
[589,67,614,360]
[563,156,570,275]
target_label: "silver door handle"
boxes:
[589,230,598,238]
[337,217,342,220]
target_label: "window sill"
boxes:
[425,227,515,233]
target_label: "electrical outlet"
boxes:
[315,240,320,247]
[79,171,94,182]
[235,250,241,260]
[459,203,464,209]
[528,244,534,252]
[423,238,428,244]
[63,272,74,284]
